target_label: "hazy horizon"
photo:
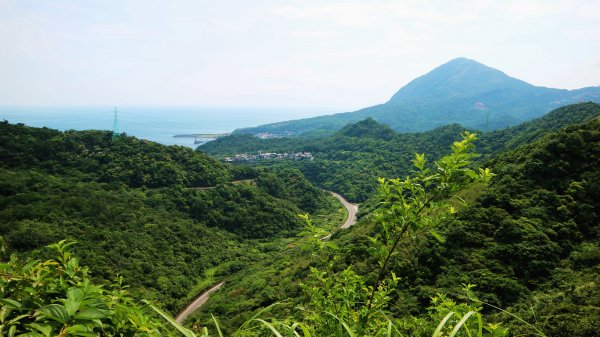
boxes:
[0,105,340,147]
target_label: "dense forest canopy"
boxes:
[193,114,600,336]
[200,102,600,202]
[0,122,335,312]
[0,122,231,187]
[1,102,599,336]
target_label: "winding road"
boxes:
[175,282,225,323]
[174,191,358,323]
[321,191,359,240]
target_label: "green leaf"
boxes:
[412,153,426,170]
[291,322,312,337]
[67,287,85,302]
[64,324,97,337]
[237,302,281,332]
[324,312,356,337]
[27,323,53,337]
[74,309,107,320]
[21,259,40,273]
[36,304,70,324]
[1,299,23,310]
[8,325,16,337]
[65,288,84,316]
[7,314,29,325]
[429,229,446,243]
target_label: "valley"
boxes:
[2,81,599,337]
[175,190,358,323]
[0,103,600,336]
[3,1,600,335]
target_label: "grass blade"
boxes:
[254,319,284,337]
[291,322,312,337]
[211,314,224,337]
[432,312,455,337]
[324,311,356,337]
[142,300,196,337]
[449,311,475,337]
[236,302,281,333]
[466,296,547,337]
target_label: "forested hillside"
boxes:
[0,122,233,187]
[391,116,599,335]
[194,115,600,336]
[200,102,600,202]
[2,112,598,336]
[0,122,336,311]
[325,114,600,336]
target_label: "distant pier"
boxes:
[173,133,230,139]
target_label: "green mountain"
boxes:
[234,58,600,135]
[339,114,600,336]
[477,101,600,159]
[0,121,336,311]
[336,117,397,140]
[3,108,599,336]
[200,102,600,202]
[194,115,600,336]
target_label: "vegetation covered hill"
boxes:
[0,122,232,187]
[0,122,336,311]
[234,58,600,135]
[200,102,600,202]
[2,111,599,336]
[193,115,600,337]
[328,115,600,336]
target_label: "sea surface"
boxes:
[0,106,332,148]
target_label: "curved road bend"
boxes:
[175,191,357,323]
[321,191,359,240]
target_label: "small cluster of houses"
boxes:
[254,131,296,139]
[223,151,313,163]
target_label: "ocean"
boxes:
[0,106,332,148]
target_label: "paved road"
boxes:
[329,191,358,229]
[175,281,225,323]
[174,191,358,322]
[321,191,359,240]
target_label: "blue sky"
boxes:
[1,0,599,111]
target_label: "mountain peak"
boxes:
[235,59,600,136]
[445,57,481,65]
[337,117,396,140]
[387,58,530,104]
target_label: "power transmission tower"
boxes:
[112,107,120,141]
